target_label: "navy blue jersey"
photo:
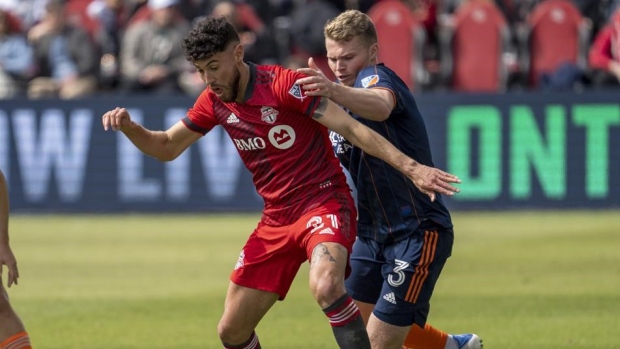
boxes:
[330,64,452,243]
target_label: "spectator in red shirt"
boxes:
[588,8,620,87]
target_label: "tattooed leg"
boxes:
[309,242,371,349]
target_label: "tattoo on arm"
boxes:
[309,243,336,269]
[312,97,329,120]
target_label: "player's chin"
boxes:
[217,90,234,102]
[338,77,354,87]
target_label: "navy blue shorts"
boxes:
[345,226,454,327]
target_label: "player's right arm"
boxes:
[296,58,394,121]
[102,107,201,161]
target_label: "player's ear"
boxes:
[369,42,379,61]
[234,43,244,63]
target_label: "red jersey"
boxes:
[183,63,351,226]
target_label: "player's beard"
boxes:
[220,66,241,102]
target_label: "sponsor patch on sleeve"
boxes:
[361,75,379,88]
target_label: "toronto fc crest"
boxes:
[261,106,279,124]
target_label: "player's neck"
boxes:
[235,62,250,104]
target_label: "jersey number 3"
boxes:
[388,260,410,287]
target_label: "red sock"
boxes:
[323,294,361,326]
[0,332,32,349]
[323,295,370,348]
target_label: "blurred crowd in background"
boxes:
[0,0,619,99]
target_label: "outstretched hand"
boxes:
[295,57,336,98]
[408,164,461,202]
[0,243,19,288]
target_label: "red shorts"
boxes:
[230,195,357,300]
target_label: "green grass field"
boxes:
[6,211,620,349]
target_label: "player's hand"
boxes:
[102,107,131,132]
[295,57,336,99]
[0,243,19,288]
[408,164,461,202]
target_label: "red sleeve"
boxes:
[271,66,321,117]
[589,25,614,70]
[183,90,218,135]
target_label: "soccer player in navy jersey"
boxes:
[295,10,482,349]
[0,170,33,349]
[101,16,461,349]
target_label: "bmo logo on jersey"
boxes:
[233,125,296,151]
[233,137,267,150]
[268,125,295,149]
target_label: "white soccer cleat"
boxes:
[452,333,483,349]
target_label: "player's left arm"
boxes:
[313,97,460,201]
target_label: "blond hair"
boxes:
[324,10,377,46]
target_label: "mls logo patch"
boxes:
[260,106,278,124]
[288,83,305,100]
[361,75,380,88]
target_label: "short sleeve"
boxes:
[183,90,218,135]
[355,65,400,113]
[271,66,321,117]
[355,65,396,92]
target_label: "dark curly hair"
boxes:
[182,17,240,62]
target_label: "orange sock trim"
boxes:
[0,331,32,349]
[403,323,448,349]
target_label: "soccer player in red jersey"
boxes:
[0,170,33,349]
[101,16,460,349]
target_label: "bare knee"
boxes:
[309,243,349,308]
[311,273,346,308]
[217,283,276,345]
[217,319,253,345]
